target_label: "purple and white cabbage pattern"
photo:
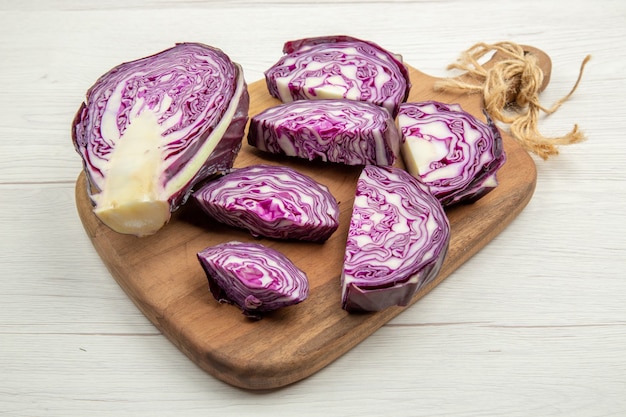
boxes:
[197,241,309,318]
[265,35,411,116]
[398,101,506,207]
[72,42,249,236]
[248,99,401,166]
[341,165,450,313]
[193,165,339,242]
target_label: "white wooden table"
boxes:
[2,0,625,415]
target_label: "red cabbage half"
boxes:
[398,101,506,207]
[193,164,339,242]
[247,99,401,166]
[341,165,450,312]
[72,42,249,236]
[265,35,411,116]
[197,241,309,319]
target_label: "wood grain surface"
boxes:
[74,54,539,390]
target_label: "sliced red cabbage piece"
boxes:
[341,165,450,313]
[247,99,401,166]
[72,42,249,236]
[265,35,411,116]
[193,164,339,242]
[197,241,309,319]
[397,101,506,207]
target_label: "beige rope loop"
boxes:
[434,41,591,160]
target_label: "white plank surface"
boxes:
[2,0,625,415]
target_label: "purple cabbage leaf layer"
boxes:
[72,42,249,236]
[341,165,450,313]
[197,241,309,319]
[248,99,401,166]
[193,164,340,242]
[265,35,411,117]
[398,100,506,207]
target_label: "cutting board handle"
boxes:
[438,43,553,105]
[496,45,552,96]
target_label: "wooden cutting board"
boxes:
[75,46,544,390]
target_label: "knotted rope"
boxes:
[434,42,591,160]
